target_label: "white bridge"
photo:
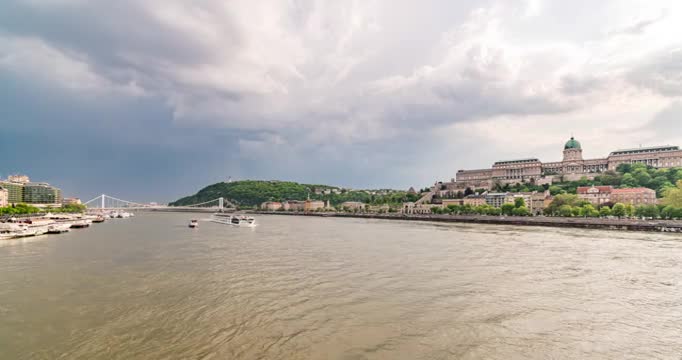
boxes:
[82,194,235,211]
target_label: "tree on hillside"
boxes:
[616,163,632,173]
[621,173,638,188]
[661,180,682,208]
[596,171,622,186]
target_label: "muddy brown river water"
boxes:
[0,213,681,359]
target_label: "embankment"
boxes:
[253,211,682,233]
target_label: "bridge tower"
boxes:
[219,197,224,211]
[101,194,105,209]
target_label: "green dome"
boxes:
[564,137,581,150]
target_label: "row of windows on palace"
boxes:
[459,159,682,182]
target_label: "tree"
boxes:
[582,204,598,217]
[661,180,682,208]
[500,203,516,216]
[612,203,626,218]
[571,207,582,217]
[514,197,526,208]
[464,187,474,197]
[633,170,652,187]
[624,204,635,218]
[621,173,638,188]
[548,185,564,196]
[512,206,530,216]
[559,205,573,217]
[616,163,632,174]
[599,206,612,217]
[597,171,622,186]
[546,194,580,215]
[635,205,659,219]
[661,205,676,219]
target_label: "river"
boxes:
[0,213,681,359]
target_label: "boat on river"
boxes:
[92,215,106,223]
[71,219,91,228]
[189,219,199,228]
[210,214,257,227]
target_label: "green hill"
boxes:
[169,180,419,207]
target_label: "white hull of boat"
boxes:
[47,224,72,234]
[210,215,257,227]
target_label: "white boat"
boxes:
[0,223,27,239]
[210,214,256,227]
[9,225,43,238]
[71,219,91,228]
[28,225,49,236]
[189,219,199,228]
[47,223,71,234]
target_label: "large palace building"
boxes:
[449,137,682,191]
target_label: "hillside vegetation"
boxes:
[170,180,418,207]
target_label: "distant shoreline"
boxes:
[252,211,682,233]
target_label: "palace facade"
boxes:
[447,137,682,191]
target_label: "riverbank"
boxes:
[253,211,682,233]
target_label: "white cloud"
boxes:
[2,0,682,187]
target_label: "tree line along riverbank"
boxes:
[253,211,682,233]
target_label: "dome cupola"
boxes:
[564,136,581,150]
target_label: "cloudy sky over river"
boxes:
[2,0,682,201]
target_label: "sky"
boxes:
[1,0,682,203]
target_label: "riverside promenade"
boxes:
[254,211,682,233]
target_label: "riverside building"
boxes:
[577,186,614,206]
[0,175,62,206]
[22,183,62,205]
[0,186,8,207]
[610,188,657,206]
[449,137,682,191]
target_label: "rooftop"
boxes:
[493,158,539,165]
[577,186,614,194]
[612,187,656,194]
[610,145,679,156]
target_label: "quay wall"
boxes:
[253,211,682,233]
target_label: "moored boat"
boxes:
[71,219,91,228]
[47,223,71,234]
